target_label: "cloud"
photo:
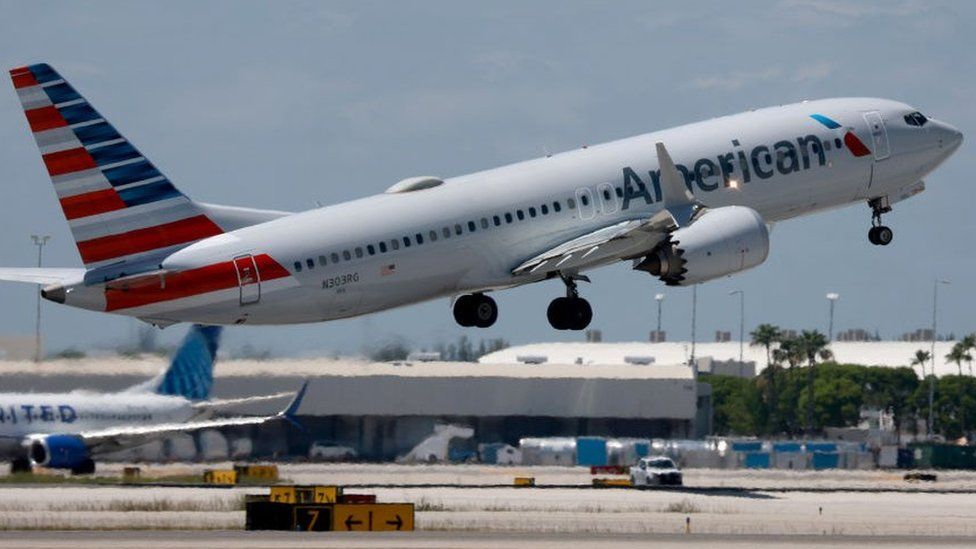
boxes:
[686,62,833,91]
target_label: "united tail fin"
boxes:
[9,63,225,272]
[129,324,222,401]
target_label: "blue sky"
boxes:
[0,1,973,356]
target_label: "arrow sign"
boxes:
[344,515,362,530]
[386,514,403,530]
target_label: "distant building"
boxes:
[836,329,879,342]
[714,331,732,343]
[648,330,666,343]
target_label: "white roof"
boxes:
[480,341,964,376]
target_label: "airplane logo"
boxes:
[810,114,872,157]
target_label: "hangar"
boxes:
[0,356,709,461]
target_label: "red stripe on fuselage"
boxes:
[844,131,871,158]
[60,188,127,220]
[42,147,96,176]
[25,105,67,132]
[10,67,38,89]
[105,253,289,311]
[77,215,224,264]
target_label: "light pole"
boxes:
[30,235,50,363]
[690,285,698,365]
[826,293,839,341]
[654,293,665,340]
[928,278,950,437]
[729,290,744,369]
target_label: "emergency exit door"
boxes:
[233,255,261,305]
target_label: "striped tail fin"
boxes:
[148,324,222,401]
[9,63,224,271]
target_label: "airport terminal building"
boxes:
[0,355,709,461]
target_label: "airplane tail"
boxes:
[8,64,291,281]
[130,324,223,401]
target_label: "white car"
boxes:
[630,456,683,486]
[307,441,357,462]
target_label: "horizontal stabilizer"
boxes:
[0,267,84,285]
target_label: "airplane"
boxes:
[0,323,306,475]
[0,63,963,330]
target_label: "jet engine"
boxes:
[635,206,769,286]
[29,434,92,472]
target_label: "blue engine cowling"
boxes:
[29,434,90,469]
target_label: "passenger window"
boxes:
[602,189,611,201]
[553,201,561,212]
[468,221,476,232]
[493,215,501,226]
[455,224,463,236]
[429,230,437,242]
[318,255,327,266]
[294,261,302,272]
[442,227,451,238]
[834,138,842,149]
[306,258,315,269]
[379,242,388,253]
[517,210,525,220]
[391,239,400,251]
[415,233,424,245]
[505,212,513,223]
[615,187,623,198]
[568,198,576,209]
[331,252,340,263]
[403,236,411,248]
[367,244,375,255]
[824,140,831,151]
[355,247,363,258]
[343,250,352,260]
[529,207,536,217]
[541,204,549,215]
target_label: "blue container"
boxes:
[732,441,762,452]
[576,437,608,466]
[773,442,802,453]
[811,452,840,470]
[744,452,770,469]
[806,442,838,453]
[634,441,650,458]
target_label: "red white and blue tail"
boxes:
[9,63,224,271]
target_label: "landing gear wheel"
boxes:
[874,225,893,246]
[71,458,95,475]
[547,297,571,330]
[547,297,592,331]
[9,457,30,475]
[453,294,497,328]
[868,198,893,246]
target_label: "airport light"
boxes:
[30,234,50,363]
[689,285,698,364]
[729,290,744,369]
[826,292,839,341]
[654,293,665,337]
[929,278,950,437]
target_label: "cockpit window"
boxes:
[904,111,928,127]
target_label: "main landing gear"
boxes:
[453,293,498,328]
[868,197,893,246]
[547,274,593,331]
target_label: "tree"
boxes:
[910,349,931,378]
[798,330,831,434]
[750,324,782,433]
[962,334,976,376]
[946,342,972,376]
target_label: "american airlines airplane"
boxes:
[0,324,305,474]
[0,64,963,330]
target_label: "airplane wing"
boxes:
[0,268,85,285]
[513,142,701,277]
[47,382,307,457]
[191,391,296,411]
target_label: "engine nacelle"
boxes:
[635,206,769,286]
[29,434,89,469]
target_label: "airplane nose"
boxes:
[933,120,964,152]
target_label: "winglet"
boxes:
[655,142,698,227]
[277,380,308,430]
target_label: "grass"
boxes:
[661,499,701,513]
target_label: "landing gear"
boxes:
[9,457,31,475]
[453,293,498,328]
[547,274,593,331]
[70,458,96,475]
[868,197,893,246]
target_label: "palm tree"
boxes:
[910,350,931,378]
[774,337,804,370]
[962,334,976,376]
[798,330,831,434]
[946,342,972,376]
[750,324,782,434]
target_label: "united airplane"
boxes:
[0,64,963,330]
[0,324,305,474]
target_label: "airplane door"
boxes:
[597,183,619,215]
[233,255,261,305]
[863,111,890,161]
[576,187,596,220]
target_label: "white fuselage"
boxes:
[0,391,195,454]
[58,98,962,325]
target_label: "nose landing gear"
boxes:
[868,197,893,246]
[547,274,593,331]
